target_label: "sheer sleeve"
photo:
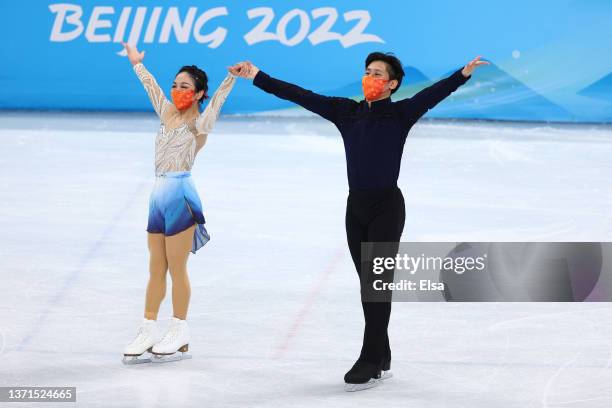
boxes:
[195,72,236,136]
[133,62,172,121]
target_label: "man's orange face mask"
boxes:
[171,88,195,110]
[362,76,389,102]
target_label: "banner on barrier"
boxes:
[1,1,611,122]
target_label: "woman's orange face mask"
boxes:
[171,88,195,110]
[172,72,200,110]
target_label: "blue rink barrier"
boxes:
[1,1,611,122]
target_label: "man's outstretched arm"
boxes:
[229,61,352,123]
[398,56,489,122]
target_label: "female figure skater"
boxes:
[230,54,488,390]
[121,42,236,364]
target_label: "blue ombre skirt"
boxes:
[147,171,210,254]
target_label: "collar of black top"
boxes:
[364,96,392,105]
[362,96,392,111]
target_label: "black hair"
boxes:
[176,65,209,104]
[365,52,405,94]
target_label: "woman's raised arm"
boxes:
[123,42,171,121]
[195,72,237,136]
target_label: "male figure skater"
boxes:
[230,53,488,391]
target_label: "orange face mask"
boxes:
[171,88,195,110]
[362,76,389,101]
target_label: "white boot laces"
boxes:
[159,321,181,346]
[132,322,154,344]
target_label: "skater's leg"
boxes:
[346,197,376,365]
[123,232,166,363]
[361,189,405,366]
[345,198,368,276]
[144,232,168,320]
[165,224,196,320]
[344,189,405,387]
[149,225,194,361]
[359,297,391,365]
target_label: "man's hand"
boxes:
[228,61,260,79]
[461,56,489,77]
[122,42,145,66]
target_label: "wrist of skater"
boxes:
[252,70,269,89]
[250,66,260,80]
[132,62,145,74]
[458,67,471,82]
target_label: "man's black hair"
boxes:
[365,52,405,94]
[176,65,209,104]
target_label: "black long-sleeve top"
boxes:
[253,67,471,190]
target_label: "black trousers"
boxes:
[345,186,405,368]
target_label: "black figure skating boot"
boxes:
[343,358,393,392]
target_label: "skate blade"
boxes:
[150,352,192,364]
[344,370,392,392]
[122,355,152,365]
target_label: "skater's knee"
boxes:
[167,263,188,281]
[149,252,168,272]
[149,262,168,278]
[166,253,188,275]
[148,266,168,284]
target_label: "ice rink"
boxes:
[1,112,612,407]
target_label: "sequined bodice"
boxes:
[155,123,197,173]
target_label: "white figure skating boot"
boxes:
[151,317,192,363]
[122,318,160,365]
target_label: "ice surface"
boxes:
[1,112,612,407]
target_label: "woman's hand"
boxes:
[122,41,145,66]
[461,56,489,77]
[228,61,260,79]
